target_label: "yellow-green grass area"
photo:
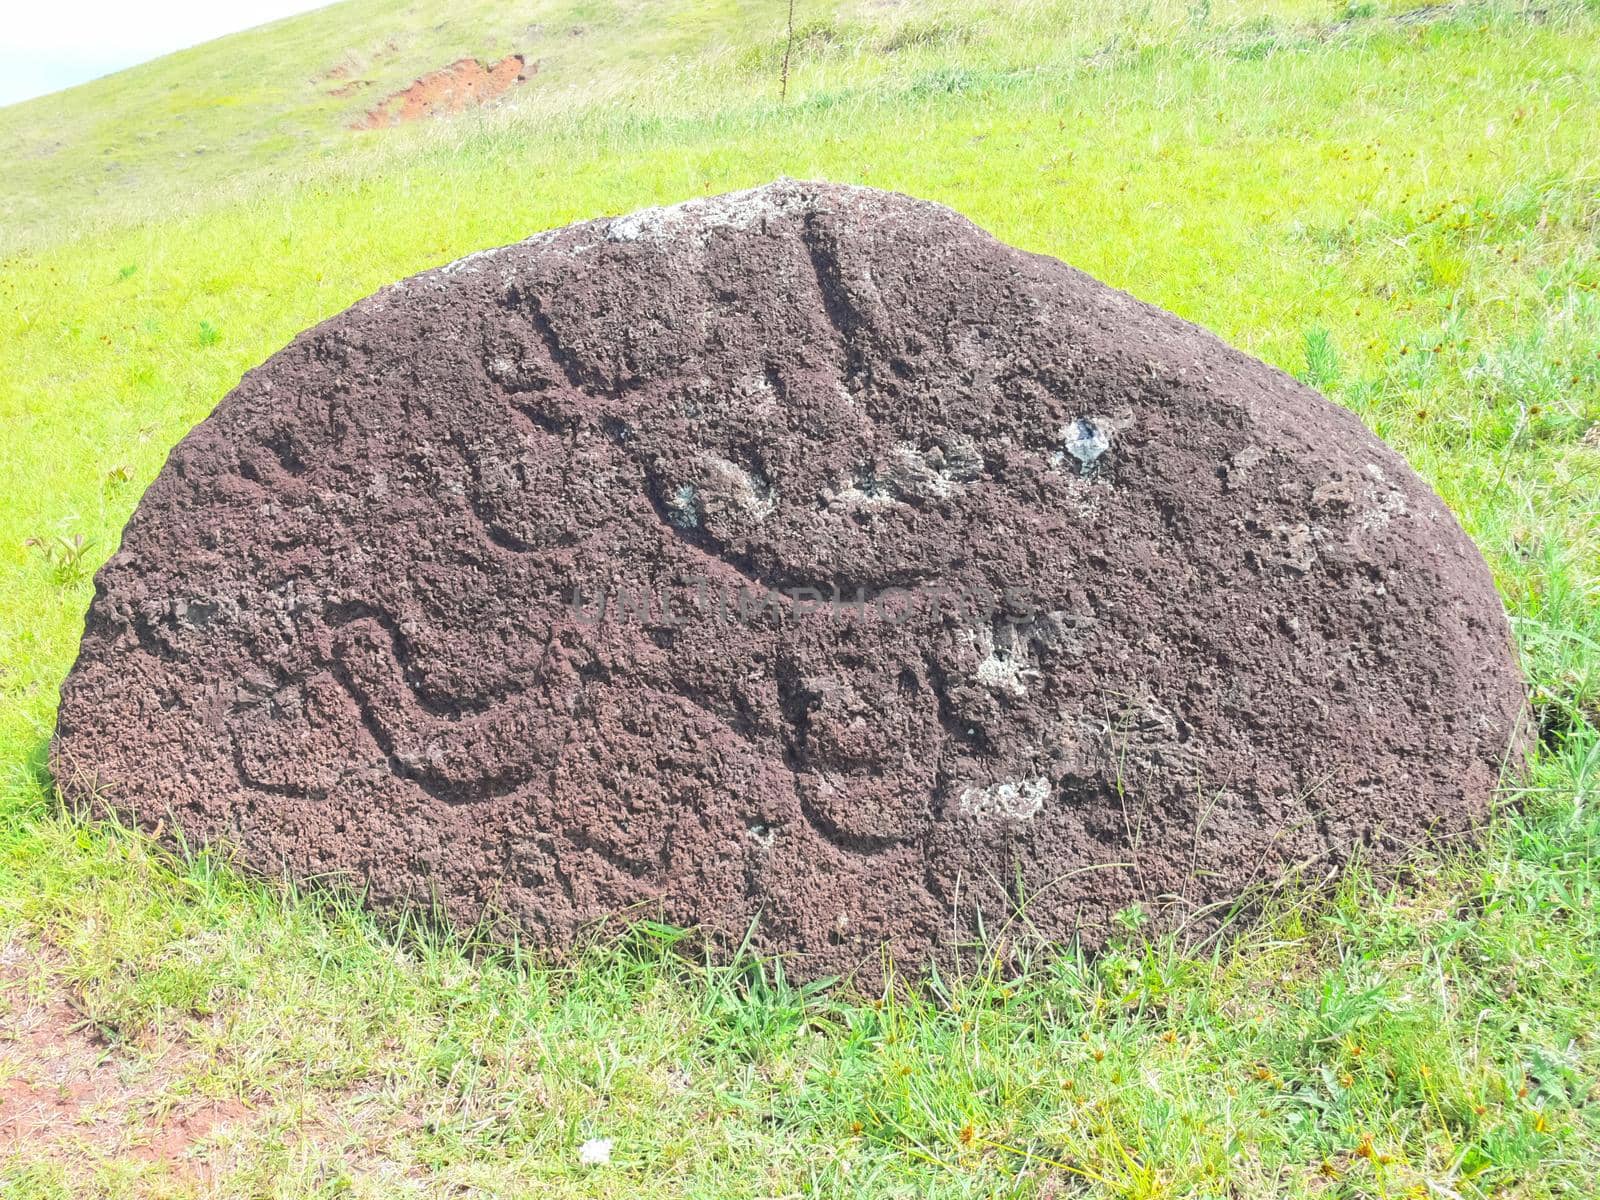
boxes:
[2,0,1599,1195]
[0,0,1465,248]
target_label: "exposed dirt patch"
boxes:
[0,941,250,1183]
[354,54,532,129]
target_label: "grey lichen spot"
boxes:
[1057,416,1115,475]
[436,245,511,278]
[179,598,222,629]
[882,436,985,500]
[666,484,701,529]
[1312,464,1409,537]
[701,453,777,521]
[747,822,776,848]
[1360,491,1408,531]
[1022,609,1096,660]
[607,214,647,243]
[742,473,778,521]
[733,373,780,419]
[1312,478,1358,511]
[957,776,1050,821]
[828,436,984,510]
[830,465,899,510]
[486,349,554,392]
[1358,463,1409,530]
[1222,444,1264,492]
[1255,523,1317,574]
[1083,696,1206,776]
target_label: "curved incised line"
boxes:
[320,613,563,803]
[322,600,527,719]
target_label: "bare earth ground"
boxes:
[0,941,253,1190]
[1,935,451,1195]
[353,55,530,129]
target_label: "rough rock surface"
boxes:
[53,181,1528,980]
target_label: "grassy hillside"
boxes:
[3,0,1386,247]
[2,0,1598,1195]
[0,0,786,242]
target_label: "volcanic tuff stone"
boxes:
[53,181,1528,979]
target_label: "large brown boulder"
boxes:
[53,181,1527,979]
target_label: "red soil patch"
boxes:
[0,944,250,1182]
[354,54,532,129]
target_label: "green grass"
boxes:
[2,0,1598,1194]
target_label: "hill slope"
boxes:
[2,0,1396,248]
[0,0,769,242]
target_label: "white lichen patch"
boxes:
[957,777,1050,821]
[605,180,832,248]
[974,655,1033,696]
[964,623,1042,697]
[700,454,777,521]
[1311,464,1410,535]
[827,438,984,510]
[829,467,899,510]
[1360,488,1409,530]
[1358,463,1409,530]
[1083,696,1206,775]
[881,438,984,500]
[435,244,514,278]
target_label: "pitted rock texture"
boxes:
[53,181,1528,980]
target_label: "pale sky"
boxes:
[0,0,334,107]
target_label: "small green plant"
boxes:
[198,319,221,346]
[1112,902,1148,934]
[23,533,93,584]
[1302,325,1341,387]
